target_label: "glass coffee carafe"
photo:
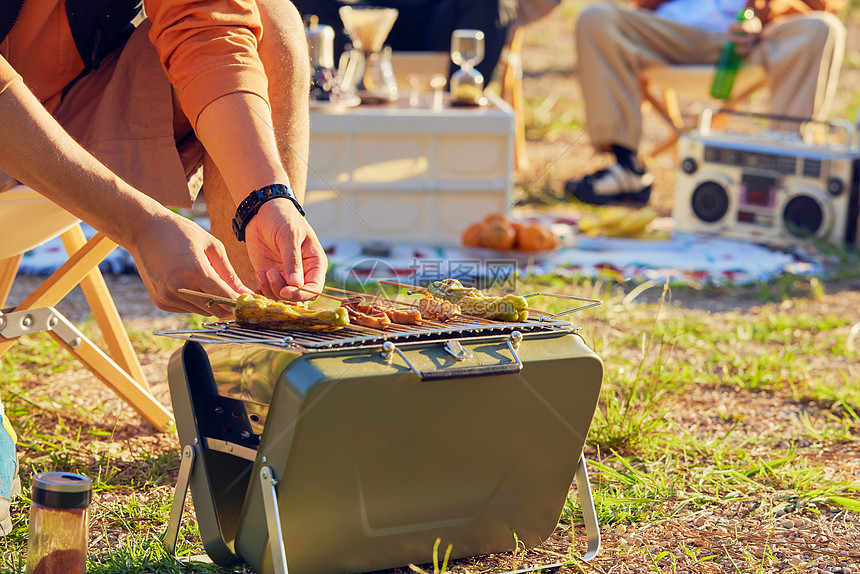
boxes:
[337,6,399,104]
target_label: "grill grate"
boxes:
[157,316,578,351]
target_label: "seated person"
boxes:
[293,0,518,81]
[567,0,846,205]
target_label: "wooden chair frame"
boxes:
[498,26,527,171]
[639,64,769,160]
[0,188,174,431]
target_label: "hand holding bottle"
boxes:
[710,8,757,100]
[727,13,763,56]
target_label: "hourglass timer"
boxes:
[450,29,487,106]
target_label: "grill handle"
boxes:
[418,362,522,381]
[382,332,523,381]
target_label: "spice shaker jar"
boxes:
[25,472,92,574]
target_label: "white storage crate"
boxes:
[305,93,514,244]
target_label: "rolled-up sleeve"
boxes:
[145,0,270,128]
[0,57,22,97]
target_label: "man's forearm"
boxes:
[194,91,302,203]
[0,77,172,246]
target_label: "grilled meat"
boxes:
[341,296,423,328]
[386,307,422,325]
[341,297,392,329]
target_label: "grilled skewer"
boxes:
[323,286,464,327]
[179,289,350,332]
[375,280,595,319]
[297,286,422,328]
[377,279,529,322]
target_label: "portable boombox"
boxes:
[673,110,860,247]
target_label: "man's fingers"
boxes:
[164,244,252,316]
[206,244,253,297]
[300,247,328,295]
[277,238,306,301]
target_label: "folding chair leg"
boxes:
[500,27,528,171]
[0,230,116,359]
[639,78,685,160]
[0,226,172,430]
[0,306,173,430]
[60,226,149,390]
[0,255,23,309]
[47,315,173,431]
[16,230,117,310]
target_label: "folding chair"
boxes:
[0,185,174,432]
[639,63,768,159]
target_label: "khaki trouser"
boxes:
[576,4,846,152]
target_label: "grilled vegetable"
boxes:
[235,293,350,332]
[425,279,528,322]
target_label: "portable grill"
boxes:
[160,294,604,574]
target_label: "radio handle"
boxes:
[699,108,858,149]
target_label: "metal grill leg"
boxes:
[260,466,290,574]
[575,455,601,561]
[164,445,197,557]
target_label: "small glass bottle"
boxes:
[26,473,92,574]
[710,8,754,100]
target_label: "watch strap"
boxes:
[232,184,305,242]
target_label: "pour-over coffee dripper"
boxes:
[338,6,399,104]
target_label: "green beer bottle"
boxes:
[710,8,754,100]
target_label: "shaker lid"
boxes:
[32,472,93,509]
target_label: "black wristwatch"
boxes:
[232,183,305,242]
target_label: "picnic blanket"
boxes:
[17,220,823,288]
[322,231,822,287]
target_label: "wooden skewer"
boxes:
[178,288,236,306]
[293,285,346,302]
[294,285,416,332]
[324,285,377,298]
[325,286,417,308]
[376,279,426,292]
[296,286,435,331]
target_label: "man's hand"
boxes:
[243,198,328,301]
[729,14,763,56]
[129,212,252,317]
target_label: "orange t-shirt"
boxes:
[0,1,82,113]
[0,0,270,126]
